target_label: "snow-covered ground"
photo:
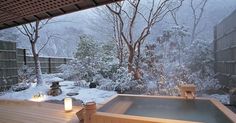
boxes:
[202,94,230,104]
[0,80,116,104]
[0,74,229,105]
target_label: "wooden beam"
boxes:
[74,4,81,10]
[59,8,66,14]
[22,18,30,23]
[3,23,10,26]
[0,0,123,30]
[45,12,53,17]
[12,21,20,25]
[90,0,98,6]
[33,15,40,20]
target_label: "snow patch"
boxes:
[202,94,230,104]
[0,80,116,104]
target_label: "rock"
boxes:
[47,88,62,96]
[50,82,61,88]
[45,100,62,104]
[66,92,79,96]
[67,87,76,89]
[115,85,122,94]
[89,83,97,88]
[48,81,62,96]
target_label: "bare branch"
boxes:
[16,26,28,37]
[190,0,208,42]
[38,18,51,30]
[37,34,56,54]
[128,0,140,44]
[170,10,179,25]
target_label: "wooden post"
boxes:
[48,58,51,73]
[230,33,235,75]
[213,26,217,74]
[64,58,67,64]
[180,84,196,99]
[23,49,27,65]
[84,102,96,123]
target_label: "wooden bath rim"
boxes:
[92,94,236,123]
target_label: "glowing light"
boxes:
[30,92,46,102]
[64,97,73,112]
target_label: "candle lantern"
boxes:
[64,97,72,112]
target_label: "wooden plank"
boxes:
[0,100,81,123]
[97,95,236,123]
[210,99,236,122]
[93,112,201,123]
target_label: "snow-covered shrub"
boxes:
[98,63,119,79]
[18,65,34,82]
[0,77,9,92]
[184,39,221,92]
[96,67,147,94]
[58,59,96,82]
[188,72,221,93]
[59,35,119,87]
[58,60,80,80]
[14,65,35,91]
[97,78,116,91]
[185,39,214,77]
[75,34,98,60]
[74,80,89,88]
[142,25,220,96]
[97,41,120,79]
[113,67,147,94]
[12,82,31,92]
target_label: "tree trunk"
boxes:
[128,45,134,73]
[134,42,142,80]
[134,68,142,80]
[128,44,142,80]
[191,26,196,42]
[119,47,123,67]
[31,43,43,86]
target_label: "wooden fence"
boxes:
[214,9,236,87]
[17,48,71,74]
[0,41,18,90]
[0,40,72,90]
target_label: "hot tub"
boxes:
[93,94,236,123]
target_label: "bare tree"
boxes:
[16,20,53,86]
[91,6,125,67]
[111,6,125,67]
[106,0,183,79]
[190,0,208,42]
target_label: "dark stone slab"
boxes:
[89,83,96,88]
[45,98,83,106]
[66,92,79,96]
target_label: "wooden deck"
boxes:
[0,100,82,123]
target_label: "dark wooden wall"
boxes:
[214,9,236,87]
[0,40,72,91]
[0,41,18,90]
[17,48,71,74]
